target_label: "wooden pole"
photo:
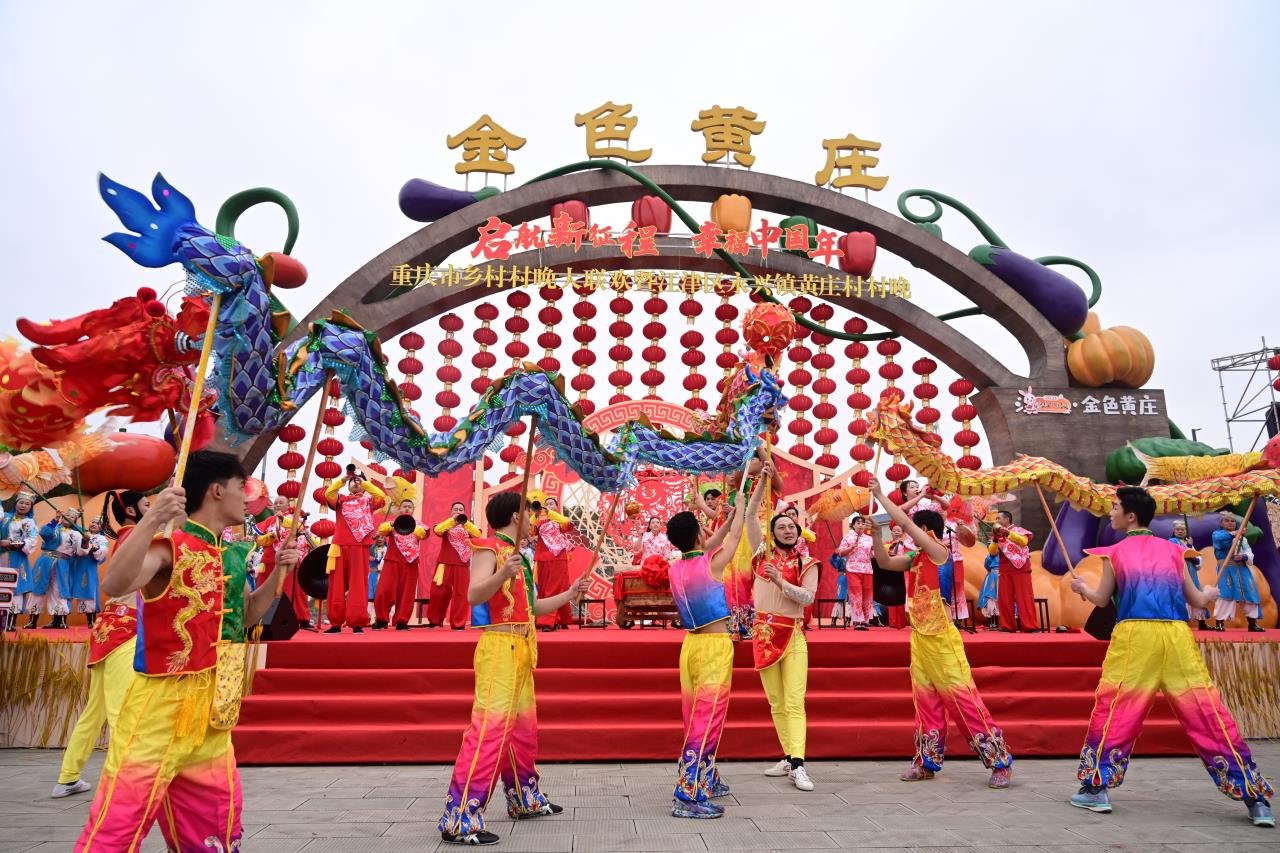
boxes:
[1213,496,1258,586]
[1034,484,1079,580]
[510,415,541,552]
[277,372,334,596]
[165,292,221,535]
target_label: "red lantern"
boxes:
[742,302,797,358]
[315,460,342,480]
[949,379,975,396]
[276,480,301,499]
[552,199,589,228]
[279,424,306,443]
[885,463,912,482]
[317,437,344,457]
[957,455,983,471]
[322,407,345,428]
[851,469,873,488]
[276,451,305,471]
[399,331,425,350]
[310,519,336,539]
[632,195,672,234]
[838,232,877,278]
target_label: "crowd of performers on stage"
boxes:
[0,448,1274,849]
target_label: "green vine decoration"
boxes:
[897,189,1010,249]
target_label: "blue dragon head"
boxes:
[99,173,197,268]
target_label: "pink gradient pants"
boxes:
[438,631,549,836]
[910,624,1013,771]
[675,631,734,803]
[846,572,874,624]
[1077,620,1273,801]
[77,671,242,852]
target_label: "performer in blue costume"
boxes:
[2,492,40,631]
[70,517,110,627]
[1169,520,1207,631]
[26,508,83,629]
[977,551,1000,631]
[1210,512,1263,633]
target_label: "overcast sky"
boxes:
[2,0,1277,463]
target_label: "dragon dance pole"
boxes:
[1034,484,1080,581]
[1213,495,1258,586]
[278,372,335,597]
[581,423,634,577]
[510,415,541,553]
[165,292,221,534]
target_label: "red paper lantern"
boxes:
[876,340,902,356]
[313,486,331,505]
[317,437,344,456]
[315,460,342,480]
[913,383,939,400]
[954,429,981,448]
[885,462,912,482]
[552,199,590,228]
[278,424,306,443]
[916,407,941,425]
[1268,353,1280,371]
[851,443,875,462]
[398,381,422,401]
[789,444,814,460]
[276,451,305,470]
[957,455,983,471]
[742,302,797,358]
[398,331,425,350]
[838,232,877,278]
[440,314,464,333]
[276,480,301,499]
[851,469,873,488]
[322,407,345,427]
[398,357,424,375]
[949,379,975,396]
[310,519,335,539]
[434,415,458,432]
[953,403,978,421]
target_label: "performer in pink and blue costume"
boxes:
[1069,486,1273,827]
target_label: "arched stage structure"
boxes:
[242,165,1169,548]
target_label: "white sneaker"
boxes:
[764,758,792,777]
[51,779,91,799]
[791,766,815,791]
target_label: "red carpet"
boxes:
[233,627,1264,766]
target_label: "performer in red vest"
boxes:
[255,496,315,628]
[323,467,386,634]
[429,500,481,630]
[532,495,575,632]
[374,499,427,630]
[991,510,1037,632]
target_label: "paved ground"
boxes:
[1,743,1276,852]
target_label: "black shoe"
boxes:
[441,829,500,845]
[1197,620,1208,631]
[24,614,38,629]
[1214,622,1227,632]
[854,623,868,631]
[298,620,313,630]
[1247,618,1265,633]
[539,626,554,633]
[85,612,97,628]
[324,626,342,634]
[352,626,364,634]
[371,620,389,630]
[394,622,410,631]
[451,626,465,631]
[511,802,563,819]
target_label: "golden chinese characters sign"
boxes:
[575,101,652,162]
[446,114,526,176]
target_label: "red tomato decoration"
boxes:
[838,232,877,278]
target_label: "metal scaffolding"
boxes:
[1212,337,1280,452]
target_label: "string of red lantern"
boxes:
[537,284,563,375]
[608,285,634,405]
[810,303,839,470]
[309,376,345,539]
[950,378,983,470]
[570,278,597,416]
[505,289,530,372]
[472,303,499,396]
[679,278,707,412]
[877,339,912,483]
[786,295,815,461]
[845,317,874,486]
[714,279,740,393]
[1269,352,1280,393]
[912,357,940,434]
[433,315,463,433]
[641,285,667,400]
[275,424,306,500]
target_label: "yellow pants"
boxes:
[759,630,808,759]
[58,638,137,784]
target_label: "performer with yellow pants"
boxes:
[1069,486,1274,827]
[748,506,819,791]
[871,484,1014,789]
[436,491,588,846]
[76,451,298,852]
[666,473,761,820]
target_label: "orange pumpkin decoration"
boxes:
[710,194,752,233]
[1066,325,1154,388]
[1079,310,1102,337]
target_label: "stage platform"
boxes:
[231,626,1280,766]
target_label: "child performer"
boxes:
[53,495,149,798]
[71,517,110,626]
[1170,519,1207,631]
[991,510,1036,632]
[532,496,575,632]
[977,550,1000,630]
[748,476,820,792]
[76,451,299,851]
[323,467,386,634]
[429,501,482,630]
[1068,486,1273,827]
[835,515,875,630]
[870,483,1014,788]
[368,534,386,606]
[1211,511,1264,632]
[2,492,39,632]
[373,500,426,630]
[28,508,83,629]
[666,473,764,820]
[436,491,589,846]
[255,496,315,627]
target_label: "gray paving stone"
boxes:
[301,839,441,852]
[824,829,968,847]
[572,833,709,852]
[255,821,392,838]
[297,795,416,810]
[701,829,839,849]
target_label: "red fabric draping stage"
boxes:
[230,629,1276,766]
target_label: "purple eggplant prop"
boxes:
[970,245,1089,335]
[398,179,500,222]
[1040,503,1101,575]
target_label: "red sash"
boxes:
[751,611,797,670]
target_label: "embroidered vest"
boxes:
[534,516,571,559]
[336,493,377,545]
[469,535,536,627]
[670,550,731,630]
[88,598,138,665]
[390,530,422,563]
[908,549,956,636]
[439,522,472,565]
[134,521,226,676]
